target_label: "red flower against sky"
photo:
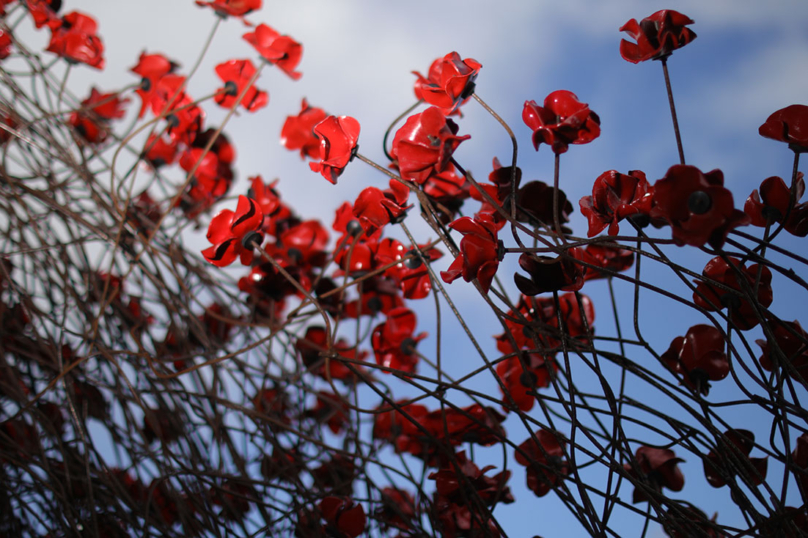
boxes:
[309,115,360,184]
[581,244,634,281]
[391,106,470,184]
[296,326,367,382]
[651,165,749,249]
[619,10,697,63]
[46,11,104,69]
[69,88,129,144]
[580,169,654,236]
[142,134,177,169]
[195,0,261,18]
[745,174,808,236]
[26,0,60,28]
[0,30,12,60]
[214,59,268,112]
[130,51,178,118]
[661,324,730,396]
[497,353,557,412]
[757,318,808,382]
[372,238,442,300]
[693,256,772,331]
[148,74,205,144]
[514,180,573,228]
[522,90,600,154]
[626,446,685,503]
[276,219,329,269]
[249,175,292,236]
[441,213,502,294]
[352,179,410,236]
[319,497,366,538]
[372,400,429,455]
[342,276,404,318]
[514,248,587,296]
[703,429,767,488]
[423,164,470,223]
[413,52,482,113]
[243,23,303,80]
[201,195,264,267]
[759,104,808,153]
[515,429,569,497]
[371,306,426,373]
[281,98,326,159]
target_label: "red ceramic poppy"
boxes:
[26,0,61,28]
[249,175,292,236]
[514,248,587,296]
[391,106,470,184]
[375,488,416,533]
[441,213,502,294]
[522,90,600,154]
[201,195,264,267]
[514,429,569,497]
[581,244,634,281]
[651,165,749,249]
[580,169,654,236]
[0,29,12,60]
[130,51,178,118]
[309,115,360,184]
[371,306,426,373]
[429,450,513,506]
[373,238,442,300]
[514,180,573,228]
[281,98,327,159]
[692,256,772,331]
[372,400,428,452]
[46,11,104,69]
[352,179,410,236]
[745,174,808,237]
[69,88,128,144]
[195,0,261,18]
[413,52,482,113]
[214,59,268,112]
[757,318,808,382]
[243,23,303,80]
[149,75,205,144]
[497,353,557,412]
[277,219,329,269]
[311,455,356,496]
[759,104,808,153]
[423,404,507,448]
[619,10,697,63]
[661,324,730,395]
[319,497,366,538]
[422,163,470,224]
[626,446,685,503]
[703,429,767,488]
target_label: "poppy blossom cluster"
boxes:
[522,90,600,154]
[619,10,697,63]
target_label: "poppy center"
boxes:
[345,219,363,237]
[402,249,422,269]
[366,296,383,313]
[223,81,238,97]
[687,191,712,214]
[241,231,262,249]
[400,337,417,355]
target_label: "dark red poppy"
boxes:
[581,244,634,281]
[0,29,12,60]
[277,219,329,269]
[580,169,654,236]
[375,488,416,533]
[46,11,104,69]
[371,306,426,373]
[343,276,404,318]
[440,213,502,294]
[497,353,557,412]
[745,174,808,237]
[130,51,178,118]
[413,52,482,113]
[252,387,290,430]
[249,175,293,236]
[372,239,441,300]
[626,446,685,503]
[515,429,569,497]
[759,104,808,153]
[309,115,360,184]
[703,429,767,488]
[619,10,696,63]
[214,59,268,112]
[69,88,129,144]
[260,446,304,483]
[141,133,177,169]
[757,318,808,382]
[662,324,729,395]
[201,195,264,267]
[515,180,573,228]
[243,23,302,80]
[352,179,410,236]
[423,404,507,448]
[391,107,469,185]
[195,0,261,18]
[522,90,600,154]
[333,236,375,275]
[296,326,367,382]
[319,497,366,538]
[693,256,772,331]
[651,165,749,249]
[372,400,429,454]
[662,506,724,538]
[514,248,587,296]
[281,98,327,159]
[312,455,357,496]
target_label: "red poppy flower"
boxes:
[26,0,60,28]
[214,59,267,112]
[352,179,410,236]
[307,391,349,434]
[69,88,129,144]
[467,158,517,230]
[296,326,367,382]
[745,174,808,237]
[514,248,587,296]
[373,238,442,300]
[430,450,513,506]
[249,175,292,236]
[422,404,507,449]
[515,429,569,497]
[522,90,600,154]
[372,400,428,452]
[343,276,404,318]
[661,324,730,396]
[375,488,416,533]
[514,180,574,229]
[277,219,329,268]
[581,244,634,281]
[319,497,366,538]
[46,11,104,69]
[243,23,302,80]
[422,163,470,224]
[311,455,357,496]
[371,306,426,373]
[252,387,290,430]
[149,74,205,144]
[497,353,557,412]
[412,52,482,113]
[757,318,808,382]
[441,213,502,294]
[693,256,772,331]
[703,429,767,488]
[201,195,264,267]
[580,169,654,236]
[141,133,177,169]
[619,10,697,63]
[391,106,470,184]
[195,0,261,18]
[0,29,12,60]
[759,104,808,153]
[309,115,360,184]
[281,98,327,159]
[130,51,179,118]
[499,292,595,352]
[626,446,685,503]
[651,165,749,249]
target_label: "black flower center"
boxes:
[688,191,712,215]
[403,249,422,269]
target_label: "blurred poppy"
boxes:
[243,23,302,80]
[281,98,326,159]
[371,306,426,373]
[319,496,366,538]
[352,179,410,236]
[693,256,772,331]
[46,11,104,69]
[515,429,569,497]
[757,318,808,382]
[195,0,261,18]
[619,10,696,63]
[703,429,767,488]
[413,51,481,113]
[130,51,178,118]
[626,446,685,503]
[523,90,600,154]
[69,87,128,144]
[662,324,730,395]
[214,59,267,112]
[497,353,557,412]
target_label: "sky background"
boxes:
[19,0,808,536]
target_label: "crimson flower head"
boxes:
[130,51,178,118]
[0,29,12,60]
[745,174,808,236]
[281,98,327,159]
[514,248,587,296]
[758,104,808,153]
[662,324,730,396]
[441,213,503,294]
[757,318,808,382]
[214,59,268,112]
[619,10,697,63]
[523,90,600,154]
[26,0,61,29]
[626,446,685,503]
[352,179,410,236]
[703,429,767,488]
[319,497,366,538]
[580,169,654,236]
[371,306,426,373]
[243,24,302,80]
[309,115,360,184]
[581,244,634,281]
[202,195,264,267]
[693,256,772,331]
[651,165,749,249]
[497,353,557,412]
[195,0,261,18]
[413,52,482,114]
[46,11,104,69]
[515,429,569,497]
[69,88,129,144]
